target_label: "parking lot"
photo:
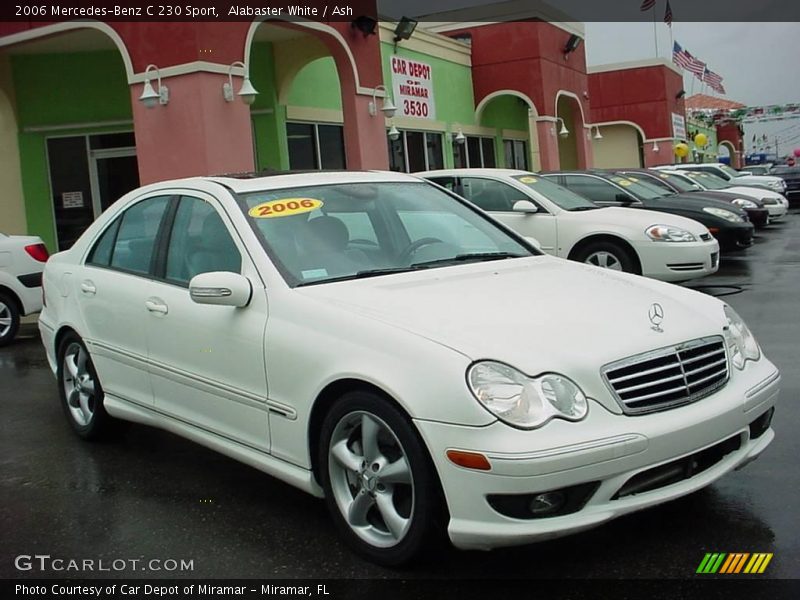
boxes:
[2,211,798,580]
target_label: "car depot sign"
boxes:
[391,56,435,120]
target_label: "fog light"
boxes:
[529,491,565,516]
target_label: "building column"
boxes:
[576,127,595,169]
[340,93,390,170]
[642,141,672,167]
[536,120,561,171]
[131,72,255,184]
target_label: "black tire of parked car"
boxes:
[56,332,127,440]
[573,240,638,274]
[318,390,448,566]
[0,291,21,347]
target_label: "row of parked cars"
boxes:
[30,163,782,565]
[417,163,790,284]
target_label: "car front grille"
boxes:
[761,197,779,205]
[666,262,705,272]
[602,336,729,415]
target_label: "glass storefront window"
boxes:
[386,130,444,172]
[287,122,346,170]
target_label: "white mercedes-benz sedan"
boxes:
[39,171,779,565]
[417,169,719,282]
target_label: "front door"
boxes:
[90,148,140,214]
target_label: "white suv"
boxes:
[0,232,49,345]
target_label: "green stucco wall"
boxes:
[11,51,132,250]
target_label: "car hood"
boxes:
[721,185,784,201]
[734,175,783,187]
[686,190,765,207]
[642,194,747,215]
[296,256,727,413]
[567,206,709,234]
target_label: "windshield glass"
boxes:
[720,164,745,179]
[772,166,800,175]
[236,182,534,286]
[650,172,699,193]
[510,174,598,210]
[683,171,730,190]
[608,175,669,200]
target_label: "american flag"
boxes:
[664,1,673,25]
[703,68,726,94]
[641,0,656,10]
[673,42,706,76]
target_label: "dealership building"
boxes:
[0,1,697,252]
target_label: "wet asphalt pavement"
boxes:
[2,213,799,581]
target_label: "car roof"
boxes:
[415,168,533,178]
[134,170,424,196]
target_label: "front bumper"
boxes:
[745,208,770,228]
[714,222,754,251]
[415,358,779,551]
[633,239,719,282]
[763,203,787,220]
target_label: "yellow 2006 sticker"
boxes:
[248,198,323,218]
[519,176,538,183]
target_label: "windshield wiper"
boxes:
[411,251,525,267]
[295,266,429,286]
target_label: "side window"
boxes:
[460,178,526,212]
[87,217,122,267]
[165,196,242,285]
[109,196,170,275]
[563,176,623,203]
[426,177,457,192]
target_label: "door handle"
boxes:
[145,298,169,315]
[80,281,96,295]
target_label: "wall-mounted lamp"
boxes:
[675,89,687,99]
[563,34,583,60]
[554,117,569,138]
[223,61,259,105]
[369,85,396,118]
[139,64,169,108]
[388,125,401,141]
[452,129,466,145]
[394,16,418,42]
[593,126,603,140]
[652,141,660,153]
[351,15,378,37]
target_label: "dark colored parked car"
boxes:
[613,168,770,228]
[543,171,754,252]
[771,166,800,206]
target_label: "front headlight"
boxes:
[724,306,761,369]
[731,198,757,209]
[467,361,588,429]
[703,207,744,222]
[645,225,697,242]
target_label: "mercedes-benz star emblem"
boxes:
[649,303,665,332]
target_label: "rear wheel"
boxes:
[0,292,20,346]
[57,333,125,440]
[319,391,446,566]
[574,241,637,274]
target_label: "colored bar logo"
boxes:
[696,552,773,574]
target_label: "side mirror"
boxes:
[189,272,252,307]
[524,236,543,250]
[615,193,634,204]
[512,200,539,214]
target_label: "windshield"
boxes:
[236,181,534,286]
[608,175,669,200]
[720,164,745,179]
[772,166,800,175]
[683,171,730,190]
[510,174,598,211]
[650,172,699,193]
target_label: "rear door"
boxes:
[79,194,171,406]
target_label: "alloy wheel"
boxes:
[585,250,623,270]
[0,301,11,338]
[61,342,97,427]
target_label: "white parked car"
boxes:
[665,162,787,195]
[417,169,719,282]
[39,172,779,565]
[658,169,788,222]
[0,232,49,345]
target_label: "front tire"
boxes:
[57,333,124,440]
[574,241,637,273]
[0,292,21,347]
[319,391,446,566]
